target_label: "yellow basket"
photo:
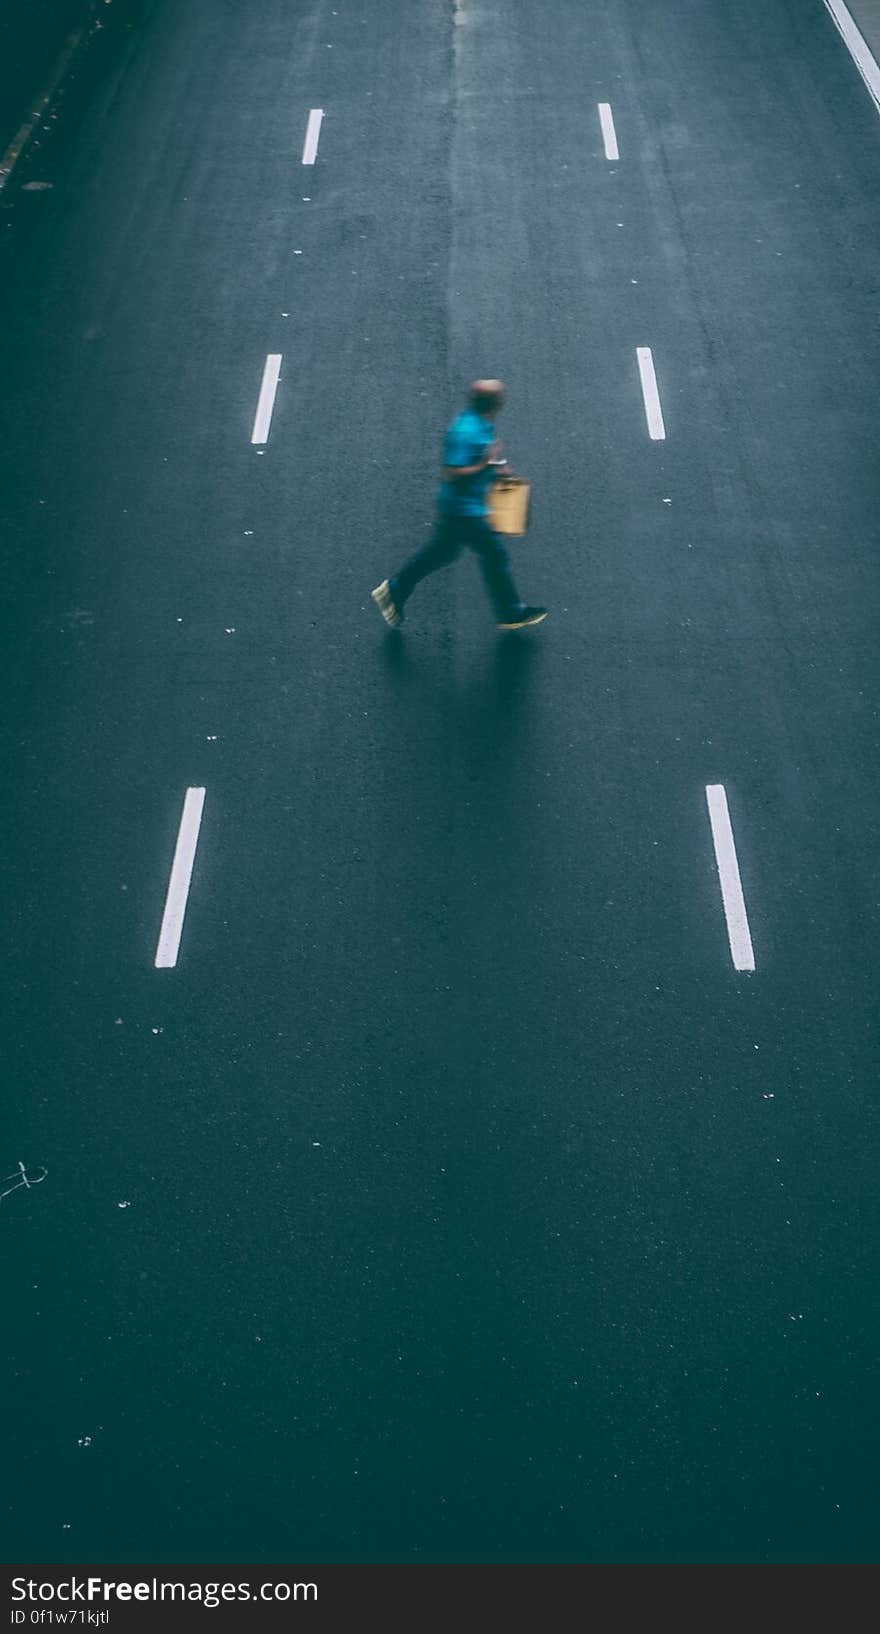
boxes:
[489,475,530,536]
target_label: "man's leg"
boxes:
[389,515,461,608]
[465,517,526,621]
[373,517,462,625]
[466,517,547,628]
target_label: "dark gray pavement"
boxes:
[1,0,879,1564]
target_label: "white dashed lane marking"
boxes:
[636,347,666,440]
[302,108,324,164]
[705,785,756,972]
[598,102,619,160]
[154,788,206,970]
[251,354,282,445]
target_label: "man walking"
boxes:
[371,380,547,632]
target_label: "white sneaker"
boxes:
[371,580,403,628]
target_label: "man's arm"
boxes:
[442,438,502,482]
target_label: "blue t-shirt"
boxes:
[436,409,495,517]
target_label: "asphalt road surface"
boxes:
[1,0,879,1566]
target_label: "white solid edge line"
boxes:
[636,347,666,440]
[251,353,282,445]
[705,785,755,972]
[302,107,324,165]
[822,0,880,116]
[598,102,620,161]
[155,788,206,970]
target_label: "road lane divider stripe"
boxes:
[598,102,619,160]
[822,0,880,117]
[251,354,282,445]
[154,788,206,969]
[302,108,324,164]
[705,785,755,972]
[636,347,666,439]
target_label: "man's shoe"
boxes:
[497,605,547,630]
[371,580,403,628]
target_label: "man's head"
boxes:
[468,378,506,417]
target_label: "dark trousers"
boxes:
[390,513,523,621]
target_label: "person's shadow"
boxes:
[457,632,539,762]
[377,625,539,773]
[374,626,544,975]
[376,625,541,847]
[452,634,542,894]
